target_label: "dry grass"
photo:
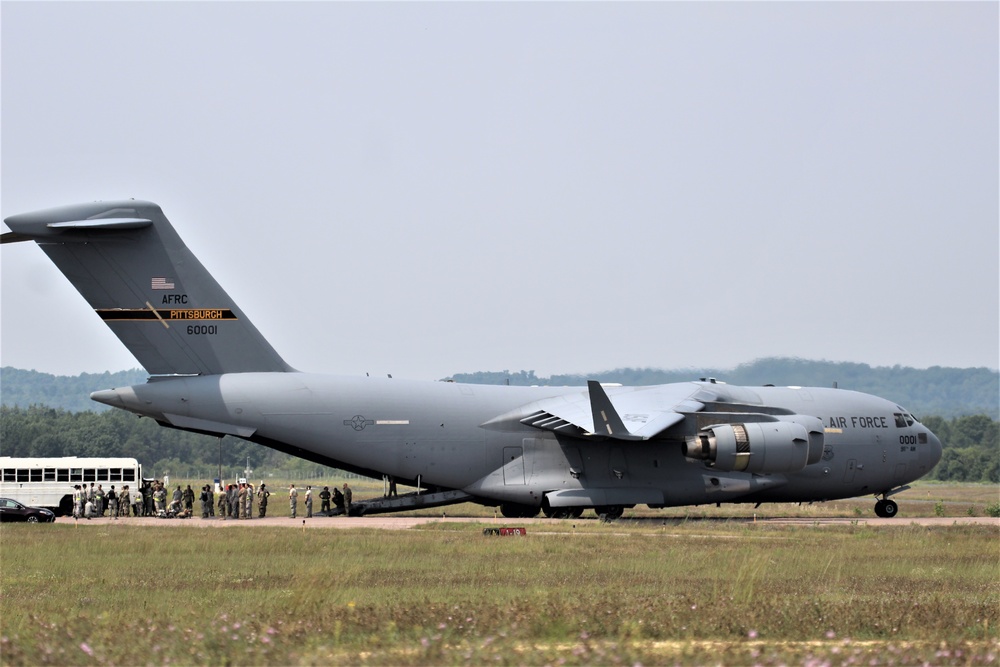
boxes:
[187,477,1000,519]
[1,519,997,665]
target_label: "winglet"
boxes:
[587,381,640,440]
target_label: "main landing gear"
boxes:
[874,496,899,518]
[542,506,584,519]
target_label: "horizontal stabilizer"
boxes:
[46,217,152,230]
[0,232,33,244]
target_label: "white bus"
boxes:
[0,457,142,516]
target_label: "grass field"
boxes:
[174,477,1000,519]
[1,517,997,665]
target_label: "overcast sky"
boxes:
[2,2,997,381]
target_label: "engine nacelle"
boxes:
[683,421,812,474]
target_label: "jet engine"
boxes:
[683,421,816,473]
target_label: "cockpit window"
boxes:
[894,411,916,427]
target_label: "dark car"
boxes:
[0,498,56,523]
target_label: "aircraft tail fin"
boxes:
[3,200,294,376]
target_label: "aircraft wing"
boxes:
[518,382,705,440]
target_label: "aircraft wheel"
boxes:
[569,507,584,519]
[595,505,624,521]
[874,499,899,518]
[874,500,886,517]
[501,503,540,519]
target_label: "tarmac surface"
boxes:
[51,514,1000,529]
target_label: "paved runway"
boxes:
[52,514,1000,529]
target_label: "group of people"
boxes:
[288,483,352,518]
[71,480,361,519]
[71,482,147,519]
[214,482,271,519]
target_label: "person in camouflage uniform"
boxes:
[257,484,270,518]
[319,486,331,514]
[237,484,247,519]
[153,483,167,515]
[118,486,129,519]
[244,483,254,519]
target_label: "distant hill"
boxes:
[446,358,999,420]
[2,359,997,420]
[1,367,149,413]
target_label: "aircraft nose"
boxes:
[923,429,943,469]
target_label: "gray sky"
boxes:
[2,2,998,380]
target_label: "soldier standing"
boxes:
[107,486,118,520]
[219,485,229,519]
[305,486,313,518]
[257,484,270,518]
[199,485,209,518]
[289,484,298,518]
[343,483,353,517]
[319,486,331,514]
[72,485,83,519]
[237,484,247,519]
[332,487,344,513]
[244,483,254,519]
[183,485,195,514]
[95,484,106,516]
[118,486,129,519]
[154,484,167,515]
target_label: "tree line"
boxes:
[1,404,995,484]
[0,405,334,481]
[5,360,998,420]
[447,357,1000,420]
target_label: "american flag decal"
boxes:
[151,277,175,290]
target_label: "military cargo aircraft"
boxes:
[3,201,942,519]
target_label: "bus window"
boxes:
[30,469,42,482]
[97,469,109,482]
[44,469,56,482]
[110,469,122,482]
[17,469,29,482]
[123,469,136,482]
[58,469,69,482]
[83,469,95,482]
[2,469,15,482]
[70,468,83,482]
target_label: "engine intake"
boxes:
[683,421,812,473]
